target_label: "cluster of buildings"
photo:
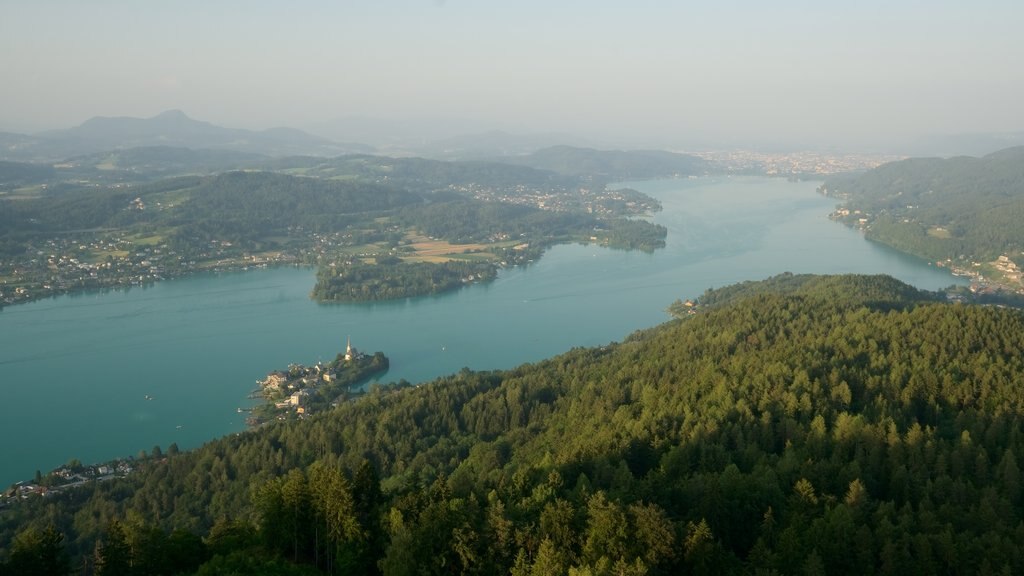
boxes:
[2,460,134,505]
[0,235,178,305]
[993,255,1022,284]
[255,338,364,420]
[693,149,903,176]
[933,255,1024,296]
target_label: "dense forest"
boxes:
[0,161,56,190]
[312,259,497,302]
[0,173,414,240]
[297,155,582,192]
[4,274,1024,574]
[165,172,420,250]
[823,146,1024,264]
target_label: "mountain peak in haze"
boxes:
[2,111,373,161]
[154,109,189,120]
[148,109,205,127]
[72,110,220,140]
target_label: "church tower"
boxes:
[345,336,353,362]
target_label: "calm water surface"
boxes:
[0,177,961,486]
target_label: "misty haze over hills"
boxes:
[0,111,602,163]
[4,3,1022,158]
[0,111,371,162]
[4,110,1024,165]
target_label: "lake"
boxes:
[0,177,961,487]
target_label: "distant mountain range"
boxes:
[415,130,591,160]
[0,111,628,165]
[0,111,718,185]
[0,110,373,162]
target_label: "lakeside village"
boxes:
[2,460,137,508]
[0,232,301,309]
[2,337,388,507]
[826,206,1024,302]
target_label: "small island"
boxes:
[249,337,388,426]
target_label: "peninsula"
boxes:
[248,337,388,426]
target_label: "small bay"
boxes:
[0,177,960,487]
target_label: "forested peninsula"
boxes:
[5,274,1024,575]
[0,152,672,307]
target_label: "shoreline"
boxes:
[0,177,963,489]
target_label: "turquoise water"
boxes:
[0,177,960,487]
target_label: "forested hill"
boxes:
[682,272,941,311]
[0,171,419,244]
[501,145,715,179]
[822,146,1024,265]
[262,154,583,192]
[6,274,1024,574]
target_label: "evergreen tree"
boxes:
[5,525,71,576]
[94,521,131,576]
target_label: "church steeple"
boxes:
[345,336,353,361]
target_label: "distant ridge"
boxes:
[0,111,374,161]
[416,130,589,160]
[501,145,716,179]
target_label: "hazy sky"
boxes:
[2,0,1022,149]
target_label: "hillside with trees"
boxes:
[4,274,1024,574]
[822,146,1024,272]
[0,152,667,307]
